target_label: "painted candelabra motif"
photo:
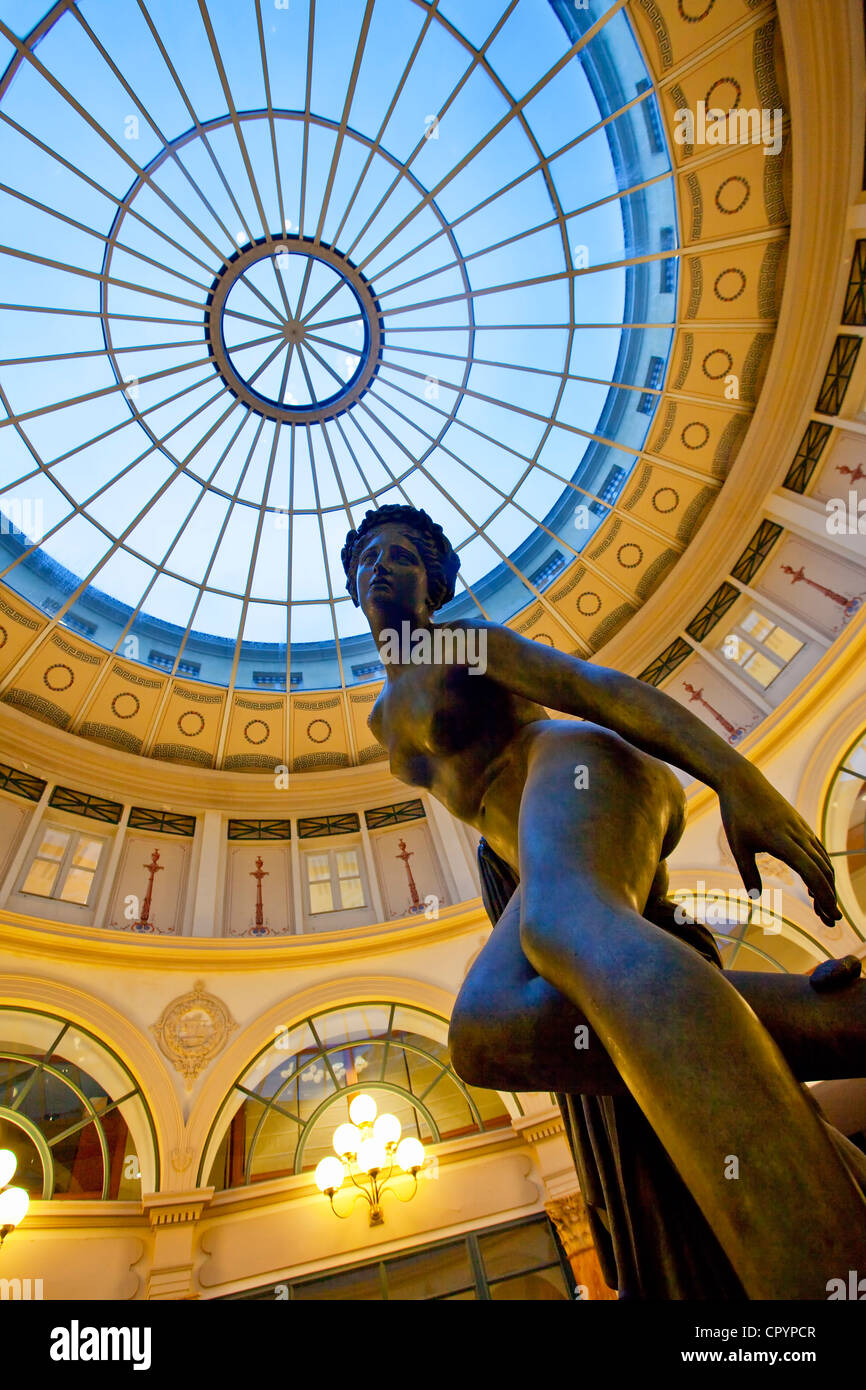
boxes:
[780,563,862,617]
[131,848,164,933]
[682,682,745,743]
[248,856,270,936]
[396,837,426,915]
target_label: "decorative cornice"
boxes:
[0,900,488,971]
[141,1189,214,1227]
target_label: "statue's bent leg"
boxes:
[516,721,866,1300]
[449,887,625,1094]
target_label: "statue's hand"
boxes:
[719,765,840,927]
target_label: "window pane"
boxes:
[21,858,61,897]
[59,867,95,905]
[71,838,103,871]
[338,876,365,909]
[306,854,331,882]
[385,1241,474,1299]
[489,1266,570,1300]
[479,1219,560,1279]
[721,636,753,666]
[336,849,360,878]
[743,651,781,687]
[764,626,803,662]
[740,609,774,642]
[293,1265,383,1300]
[34,827,69,861]
[309,881,334,914]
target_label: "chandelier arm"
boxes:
[329,1188,369,1220]
[380,1170,420,1205]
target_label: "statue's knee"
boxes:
[520,914,556,977]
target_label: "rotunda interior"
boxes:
[0,0,864,1304]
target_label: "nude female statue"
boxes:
[341,503,866,1299]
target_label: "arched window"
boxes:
[0,1009,155,1199]
[822,730,866,936]
[204,1003,513,1190]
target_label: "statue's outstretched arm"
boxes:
[474,621,839,926]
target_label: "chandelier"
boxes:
[314,1094,425,1226]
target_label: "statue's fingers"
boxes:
[732,841,762,899]
[809,835,835,877]
[787,842,840,924]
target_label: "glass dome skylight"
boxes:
[0,0,676,691]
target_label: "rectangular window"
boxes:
[218,1214,573,1301]
[718,609,804,689]
[21,826,106,905]
[304,847,366,914]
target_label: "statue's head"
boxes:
[341,504,460,617]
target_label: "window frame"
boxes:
[216,1213,574,1301]
[718,605,806,690]
[17,819,109,908]
[302,842,367,916]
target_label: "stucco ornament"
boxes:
[151,981,237,1090]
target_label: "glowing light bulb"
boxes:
[0,1149,16,1188]
[332,1123,362,1159]
[0,1186,29,1229]
[357,1138,386,1175]
[395,1137,424,1173]
[314,1157,346,1194]
[373,1113,401,1149]
[349,1094,377,1127]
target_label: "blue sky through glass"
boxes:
[0,0,676,689]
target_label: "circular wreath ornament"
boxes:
[306,718,332,744]
[243,719,270,745]
[177,710,206,738]
[150,981,238,1092]
[43,663,74,692]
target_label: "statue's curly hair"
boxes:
[341,504,460,612]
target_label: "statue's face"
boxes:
[355,523,431,623]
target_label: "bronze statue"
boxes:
[342,503,866,1299]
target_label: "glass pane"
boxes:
[479,1219,559,1279]
[71,837,103,871]
[21,857,60,897]
[489,1266,570,1300]
[309,881,334,914]
[385,1241,474,1299]
[336,849,360,878]
[306,854,331,882]
[34,827,69,861]
[59,867,95,905]
[293,1265,383,1300]
[248,1104,301,1180]
[743,651,781,687]
[740,610,774,642]
[764,626,803,662]
[338,876,365,909]
[51,1118,105,1198]
[720,636,753,666]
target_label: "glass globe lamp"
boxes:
[0,1185,29,1243]
[314,1156,346,1195]
[332,1123,362,1159]
[357,1137,386,1175]
[0,1150,16,1189]
[395,1137,424,1173]
[373,1113,401,1149]
[349,1094,377,1127]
